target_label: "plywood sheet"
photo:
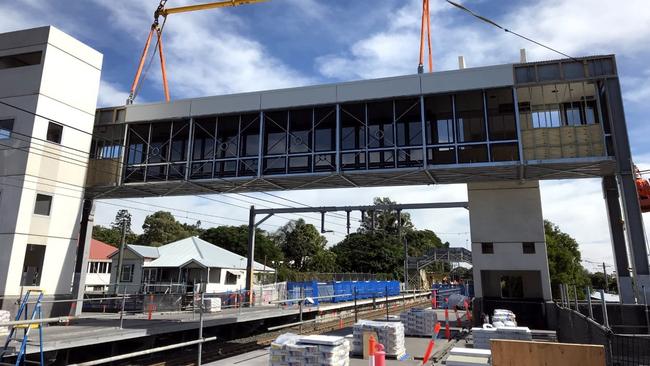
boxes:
[491,340,606,366]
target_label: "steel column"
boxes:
[245,206,256,305]
[604,78,650,300]
[602,175,635,303]
[71,199,95,316]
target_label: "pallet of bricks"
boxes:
[399,308,438,336]
[472,324,532,349]
[352,320,406,358]
[269,333,350,366]
[0,310,9,337]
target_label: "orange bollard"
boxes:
[454,306,461,327]
[368,335,376,365]
[432,290,437,309]
[444,307,451,341]
[375,343,386,366]
[148,294,154,320]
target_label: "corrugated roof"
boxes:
[89,239,116,260]
[143,237,273,272]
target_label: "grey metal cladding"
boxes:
[191,92,261,116]
[261,84,337,109]
[125,99,191,122]
[336,74,421,102]
[421,64,514,94]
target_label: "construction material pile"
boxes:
[399,308,438,336]
[491,309,517,327]
[269,333,350,366]
[0,310,9,336]
[472,324,532,349]
[202,298,221,313]
[352,320,406,357]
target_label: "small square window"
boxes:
[0,119,13,139]
[523,242,536,254]
[46,122,63,144]
[21,244,46,286]
[34,194,52,216]
[481,242,494,254]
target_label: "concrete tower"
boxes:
[0,26,102,314]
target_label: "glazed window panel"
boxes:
[288,155,311,173]
[314,154,336,172]
[397,148,423,168]
[367,100,394,148]
[240,113,260,157]
[341,151,366,171]
[264,156,287,175]
[193,118,216,161]
[486,88,517,141]
[427,147,456,165]
[170,120,190,162]
[146,164,167,181]
[215,160,237,178]
[265,111,288,155]
[191,162,213,179]
[424,95,454,144]
[168,164,186,180]
[455,91,486,143]
[458,145,488,163]
[148,123,171,163]
[126,124,149,165]
[395,98,422,147]
[124,166,145,182]
[340,103,366,150]
[289,109,312,154]
[239,158,258,176]
[368,150,395,169]
[217,115,240,159]
[314,106,336,152]
[490,143,519,162]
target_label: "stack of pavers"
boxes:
[352,320,406,358]
[269,333,350,366]
[472,324,532,349]
[399,308,438,336]
[0,310,9,336]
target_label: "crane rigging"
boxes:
[418,0,433,74]
[126,0,267,105]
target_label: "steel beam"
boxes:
[245,206,256,305]
[254,201,468,215]
[71,199,95,316]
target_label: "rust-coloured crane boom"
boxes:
[127,0,267,105]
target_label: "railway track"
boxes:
[142,297,431,366]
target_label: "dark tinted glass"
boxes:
[458,144,488,163]
[217,115,239,158]
[486,88,517,141]
[367,101,394,148]
[455,92,486,143]
[289,109,312,154]
[340,103,366,150]
[265,111,288,155]
[314,106,336,152]
[425,95,454,144]
[395,98,422,147]
[170,121,190,162]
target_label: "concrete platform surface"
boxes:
[13,291,432,355]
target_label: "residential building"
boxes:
[85,239,114,293]
[108,236,273,294]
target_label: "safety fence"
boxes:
[286,280,401,305]
[554,304,650,366]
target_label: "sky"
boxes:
[3,0,650,273]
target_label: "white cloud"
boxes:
[316,0,650,80]
[91,0,312,100]
[97,80,130,107]
[622,69,650,104]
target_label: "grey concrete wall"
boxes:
[468,181,552,301]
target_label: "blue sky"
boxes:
[4,0,650,272]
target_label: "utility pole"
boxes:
[116,220,127,292]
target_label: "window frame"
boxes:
[481,242,494,254]
[46,121,63,144]
[522,242,536,254]
[33,193,53,216]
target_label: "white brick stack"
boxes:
[0,310,9,336]
[472,325,532,349]
[269,333,350,366]
[352,320,406,357]
[399,308,438,336]
[202,298,221,313]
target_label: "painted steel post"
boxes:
[600,290,610,329]
[245,206,256,307]
[354,287,358,323]
[119,292,126,329]
[643,285,650,334]
[586,287,594,319]
[385,286,389,321]
[573,285,579,313]
[198,292,204,366]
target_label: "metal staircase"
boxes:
[1,290,44,366]
[406,247,473,290]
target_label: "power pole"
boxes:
[603,262,608,292]
[115,220,127,292]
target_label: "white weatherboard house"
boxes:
[108,236,273,294]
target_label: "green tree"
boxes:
[404,229,445,257]
[359,197,414,234]
[137,211,201,247]
[200,225,283,264]
[545,220,590,298]
[589,271,618,293]
[275,219,327,271]
[303,249,339,273]
[92,210,137,246]
[331,232,404,279]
